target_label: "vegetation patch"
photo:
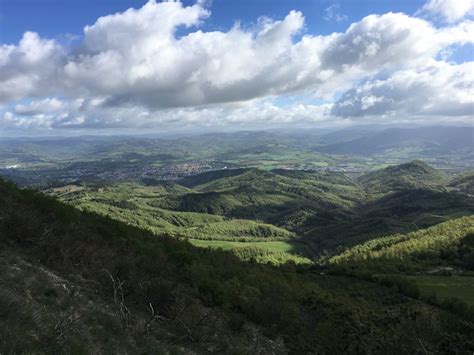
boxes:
[406,275,474,306]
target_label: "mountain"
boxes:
[315,126,474,155]
[168,163,472,245]
[4,178,474,352]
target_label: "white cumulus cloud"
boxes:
[0,32,63,102]
[419,0,474,23]
[0,0,473,130]
[331,61,474,118]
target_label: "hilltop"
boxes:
[357,160,447,194]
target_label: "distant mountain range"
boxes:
[1,125,472,159]
[314,126,474,155]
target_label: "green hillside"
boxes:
[449,172,474,195]
[326,216,474,311]
[329,216,474,268]
[308,188,474,249]
[48,163,474,259]
[49,183,295,242]
[358,160,447,194]
[2,178,474,353]
[178,168,252,188]
[163,169,361,234]
[296,162,472,249]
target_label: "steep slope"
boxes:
[0,180,284,353]
[324,217,474,312]
[0,249,191,354]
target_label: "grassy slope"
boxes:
[0,249,190,354]
[48,182,305,265]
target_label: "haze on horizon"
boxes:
[0,0,473,135]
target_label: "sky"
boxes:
[0,0,473,135]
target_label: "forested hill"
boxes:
[448,172,474,195]
[357,160,447,194]
[1,178,474,353]
[329,216,474,270]
[45,161,474,254]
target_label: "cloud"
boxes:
[0,0,473,130]
[418,0,474,23]
[2,97,334,131]
[14,98,66,116]
[0,32,63,102]
[323,4,347,23]
[64,5,307,108]
[65,9,473,107]
[319,14,473,72]
[331,60,474,117]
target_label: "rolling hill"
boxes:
[357,160,447,194]
[45,162,474,261]
[329,215,474,268]
[2,178,474,353]
[448,172,474,195]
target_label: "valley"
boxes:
[1,127,473,353]
[1,126,472,187]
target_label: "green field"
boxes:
[407,275,474,306]
[189,239,305,253]
[189,239,312,264]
